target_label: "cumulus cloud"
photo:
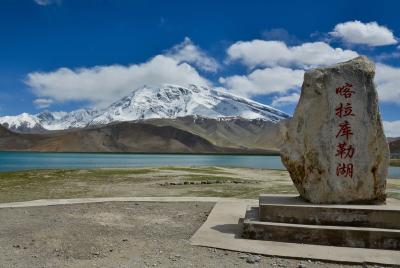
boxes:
[224,38,358,106]
[226,40,358,69]
[383,121,400,137]
[374,51,400,61]
[219,67,304,98]
[330,21,397,46]
[33,98,54,109]
[259,62,400,109]
[166,37,219,72]
[375,63,400,104]
[271,92,300,107]
[34,0,61,6]
[26,55,210,108]
[26,38,217,108]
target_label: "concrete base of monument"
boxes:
[243,195,400,250]
[190,195,400,265]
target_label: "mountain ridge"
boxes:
[0,121,278,154]
[0,84,289,133]
[1,116,397,155]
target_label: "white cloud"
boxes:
[166,37,219,72]
[26,38,216,108]
[226,40,358,69]
[262,61,400,108]
[219,67,304,98]
[374,52,400,61]
[271,92,300,107]
[330,21,397,46]
[33,98,54,109]
[34,0,61,6]
[383,121,400,137]
[375,63,400,104]
[26,55,210,108]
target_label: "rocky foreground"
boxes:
[0,167,399,267]
[0,201,392,268]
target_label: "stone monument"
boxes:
[241,57,400,251]
[280,56,389,204]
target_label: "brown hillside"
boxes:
[0,122,273,154]
[389,139,400,157]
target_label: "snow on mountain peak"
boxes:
[0,112,43,132]
[0,84,289,132]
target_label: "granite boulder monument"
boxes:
[280,56,389,204]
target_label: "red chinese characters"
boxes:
[335,83,356,178]
[336,163,354,178]
[335,121,353,140]
[336,83,355,98]
[335,141,355,159]
[335,103,354,118]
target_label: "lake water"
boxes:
[0,152,399,178]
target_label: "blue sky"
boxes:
[0,0,400,135]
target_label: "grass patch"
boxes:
[390,159,400,167]
[0,168,157,191]
[387,192,400,200]
[86,168,156,176]
[158,166,232,175]
[177,174,242,182]
[0,168,159,203]
[0,167,296,203]
[0,168,155,179]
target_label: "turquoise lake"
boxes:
[0,152,399,178]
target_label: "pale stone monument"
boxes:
[242,57,400,252]
[280,56,389,204]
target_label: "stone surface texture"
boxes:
[280,56,389,204]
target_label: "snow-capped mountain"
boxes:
[0,109,98,133]
[0,113,45,133]
[0,84,289,133]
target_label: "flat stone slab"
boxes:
[190,198,400,265]
[243,214,400,250]
[259,194,400,208]
[259,194,400,229]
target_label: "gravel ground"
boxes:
[0,202,390,268]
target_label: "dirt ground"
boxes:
[0,201,390,268]
[0,167,398,267]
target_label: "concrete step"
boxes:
[259,195,400,229]
[242,216,400,250]
[244,205,259,220]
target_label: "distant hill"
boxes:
[388,137,400,143]
[145,116,283,151]
[389,139,400,158]
[3,115,398,156]
[0,120,277,154]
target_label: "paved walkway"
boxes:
[0,196,251,209]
